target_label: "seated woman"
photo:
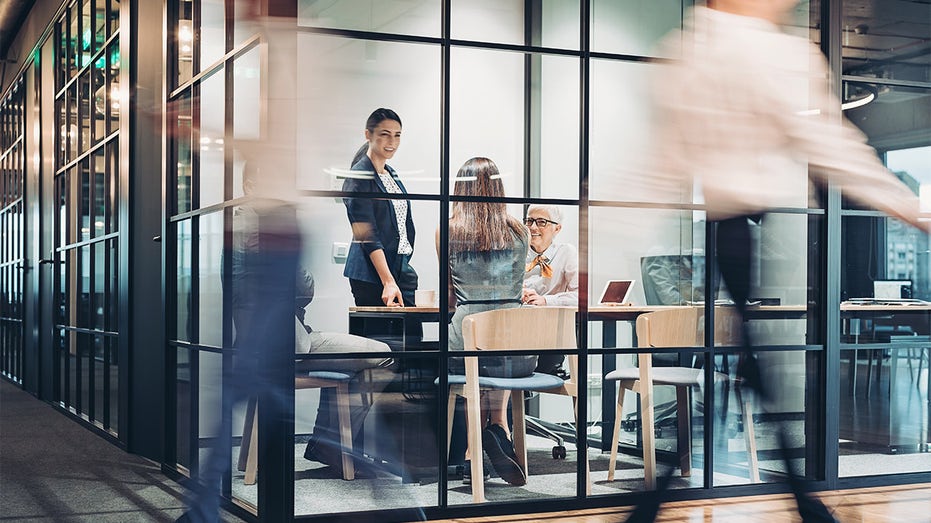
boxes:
[436,157,535,487]
[522,204,579,307]
[522,204,579,377]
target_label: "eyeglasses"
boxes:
[524,218,558,228]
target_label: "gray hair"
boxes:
[526,204,563,224]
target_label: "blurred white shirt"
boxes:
[652,7,920,224]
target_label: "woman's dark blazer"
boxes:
[342,155,416,285]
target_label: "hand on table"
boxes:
[382,282,404,307]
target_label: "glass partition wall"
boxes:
[164,0,930,521]
[1,80,25,383]
[52,0,123,437]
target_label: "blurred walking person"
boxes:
[628,1,926,522]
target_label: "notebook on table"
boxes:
[597,280,635,306]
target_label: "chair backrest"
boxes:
[461,306,577,352]
[636,306,744,349]
[636,307,701,348]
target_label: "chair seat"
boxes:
[438,372,566,391]
[303,370,354,381]
[605,367,703,386]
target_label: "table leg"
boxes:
[601,320,617,451]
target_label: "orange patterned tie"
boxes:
[526,254,553,278]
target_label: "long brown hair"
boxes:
[449,157,527,252]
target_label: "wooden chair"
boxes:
[605,307,760,488]
[238,369,373,484]
[442,306,585,503]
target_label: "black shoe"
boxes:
[461,460,491,485]
[482,424,526,486]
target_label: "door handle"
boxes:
[38,259,55,265]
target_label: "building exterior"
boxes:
[1,1,929,522]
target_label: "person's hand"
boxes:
[382,282,404,307]
[522,289,546,306]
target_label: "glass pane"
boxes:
[841,83,929,210]
[839,343,931,476]
[108,0,119,35]
[841,2,930,89]
[177,219,193,342]
[178,0,194,86]
[94,242,106,330]
[174,93,193,214]
[198,212,224,347]
[79,159,91,243]
[588,59,677,203]
[198,71,225,209]
[176,346,192,469]
[588,207,704,349]
[295,35,440,194]
[449,48,524,198]
[591,0,683,58]
[590,352,707,493]
[106,43,121,135]
[70,3,81,76]
[450,0,524,45]
[93,0,107,49]
[715,350,822,485]
[540,0,579,50]
[297,0,441,38]
[106,142,118,233]
[536,54,579,200]
[198,350,223,470]
[78,70,92,152]
[200,0,226,69]
[290,357,439,514]
[106,336,119,433]
[93,147,105,237]
[232,47,260,199]
[79,244,91,329]
[108,239,118,331]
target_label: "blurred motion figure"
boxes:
[629,1,926,522]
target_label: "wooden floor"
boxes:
[424,483,931,522]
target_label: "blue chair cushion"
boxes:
[437,372,566,391]
[304,370,354,381]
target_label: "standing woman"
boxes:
[343,108,419,312]
[438,157,535,486]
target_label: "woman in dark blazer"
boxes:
[342,108,419,310]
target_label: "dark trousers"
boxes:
[624,215,834,523]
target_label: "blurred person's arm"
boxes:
[778,44,925,230]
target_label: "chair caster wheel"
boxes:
[552,445,567,459]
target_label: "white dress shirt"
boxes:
[524,243,579,306]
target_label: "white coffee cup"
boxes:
[415,289,436,307]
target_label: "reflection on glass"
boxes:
[591,0,683,58]
[289,357,438,513]
[201,0,225,68]
[199,72,225,209]
[198,212,224,347]
[295,35,440,193]
[94,242,106,330]
[297,0,441,37]
[842,83,929,210]
[176,346,192,469]
[177,0,194,86]
[839,343,931,476]
[536,54,579,200]
[175,94,193,214]
[450,48,523,197]
[714,350,820,485]
[177,219,193,342]
[451,0,523,45]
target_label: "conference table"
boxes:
[348,303,931,451]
